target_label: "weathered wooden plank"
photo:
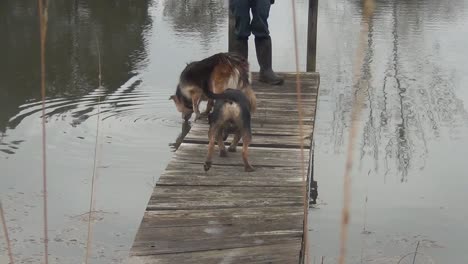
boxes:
[190,114,315,125]
[254,106,316,114]
[183,138,311,149]
[148,186,303,210]
[252,87,317,95]
[131,207,304,255]
[251,90,317,98]
[186,129,311,139]
[252,115,315,123]
[189,119,315,132]
[252,113,316,121]
[253,97,317,105]
[251,73,319,93]
[129,241,301,264]
[253,91,317,98]
[173,143,310,167]
[151,186,302,199]
[251,119,315,126]
[136,207,303,228]
[189,122,314,136]
[184,129,311,149]
[252,72,319,81]
[132,234,302,256]
[254,98,316,104]
[252,111,316,121]
[159,162,303,186]
[191,106,317,126]
[254,106,316,115]
[253,96,317,104]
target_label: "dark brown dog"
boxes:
[170,52,256,121]
[203,88,254,172]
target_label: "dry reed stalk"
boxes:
[396,242,422,264]
[338,1,374,264]
[412,241,420,264]
[0,201,15,264]
[37,0,49,263]
[290,0,310,263]
[84,35,103,264]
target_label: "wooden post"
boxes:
[228,0,235,53]
[306,0,318,72]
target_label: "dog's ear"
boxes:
[169,95,175,101]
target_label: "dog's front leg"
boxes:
[203,99,214,115]
[192,93,202,122]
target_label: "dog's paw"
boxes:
[244,165,255,172]
[204,161,212,171]
[219,149,228,157]
[228,146,237,152]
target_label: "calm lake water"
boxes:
[1,0,468,263]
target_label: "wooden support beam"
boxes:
[228,0,235,53]
[306,0,319,72]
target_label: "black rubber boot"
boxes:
[231,38,248,60]
[255,36,284,85]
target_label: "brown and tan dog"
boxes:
[204,88,254,172]
[170,52,256,121]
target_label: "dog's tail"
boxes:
[242,86,257,113]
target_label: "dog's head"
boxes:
[169,86,193,121]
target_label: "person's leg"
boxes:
[230,0,250,59]
[251,0,284,85]
[250,0,270,38]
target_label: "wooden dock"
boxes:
[128,72,319,264]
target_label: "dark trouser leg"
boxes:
[251,0,284,85]
[230,0,250,59]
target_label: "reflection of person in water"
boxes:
[230,0,284,85]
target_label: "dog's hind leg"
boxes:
[203,99,214,115]
[217,130,228,157]
[204,126,217,171]
[241,131,254,172]
[228,132,241,152]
